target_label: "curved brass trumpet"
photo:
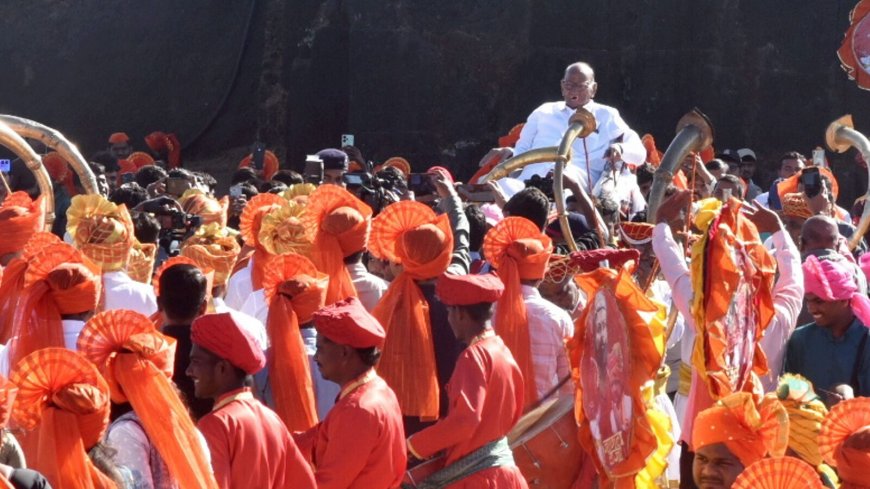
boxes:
[645,109,714,224]
[826,115,870,250]
[0,115,99,195]
[481,108,597,251]
[0,120,55,228]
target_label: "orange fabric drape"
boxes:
[263,255,323,432]
[570,267,665,486]
[370,204,453,420]
[77,310,218,489]
[239,194,286,289]
[690,198,776,400]
[482,217,552,407]
[0,233,62,343]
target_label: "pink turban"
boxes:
[803,255,870,328]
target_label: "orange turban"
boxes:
[731,457,824,489]
[369,201,453,420]
[381,157,411,178]
[78,310,219,489]
[482,216,553,405]
[66,195,135,272]
[279,183,317,206]
[0,192,45,257]
[238,150,280,181]
[781,192,814,220]
[127,151,154,169]
[641,133,662,166]
[43,152,77,197]
[7,243,101,369]
[11,348,115,489]
[239,193,288,290]
[619,221,654,246]
[261,254,325,431]
[0,232,60,343]
[144,131,181,168]
[126,240,157,284]
[819,397,870,487]
[305,185,372,305]
[777,167,839,205]
[181,224,241,288]
[693,392,789,467]
[108,132,129,144]
[180,189,228,227]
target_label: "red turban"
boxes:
[313,296,385,349]
[369,201,453,420]
[619,221,654,246]
[0,192,45,257]
[78,310,218,489]
[261,254,325,431]
[482,216,553,406]
[108,132,129,144]
[238,150,280,181]
[435,272,504,306]
[305,185,373,305]
[191,312,266,375]
[11,348,115,489]
[692,392,790,466]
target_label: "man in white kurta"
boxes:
[507,62,645,189]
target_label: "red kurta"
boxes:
[294,370,407,489]
[408,333,529,489]
[198,388,315,489]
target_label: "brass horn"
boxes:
[646,109,714,224]
[481,108,597,251]
[826,114,870,250]
[0,120,55,228]
[0,115,99,194]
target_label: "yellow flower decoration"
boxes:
[258,201,312,255]
[280,183,317,205]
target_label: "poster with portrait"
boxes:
[838,0,870,90]
[580,286,633,475]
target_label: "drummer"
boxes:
[407,273,528,488]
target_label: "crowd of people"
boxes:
[0,60,867,489]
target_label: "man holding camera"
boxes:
[485,62,645,191]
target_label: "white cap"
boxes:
[737,148,757,161]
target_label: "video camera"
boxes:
[524,174,555,200]
[157,209,202,256]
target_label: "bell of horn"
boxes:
[0,120,55,229]
[0,115,99,195]
[646,108,714,224]
[826,114,870,250]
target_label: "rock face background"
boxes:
[2,0,870,202]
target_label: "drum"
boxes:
[403,455,444,488]
[507,396,584,488]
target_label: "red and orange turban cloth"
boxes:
[369,201,453,420]
[78,310,218,489]
[482,216,553,406]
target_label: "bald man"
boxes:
[800,215,841,254]
[491,62,645,190]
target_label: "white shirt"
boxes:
[0,319,85,376]
[652,223,803,440]
[102,271,158,316]
[225,259,254,311]
[513,101,645,189]
[346,262,389,312]
[511,285,574,399]
[591,165,647,219]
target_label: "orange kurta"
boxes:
[408,334,528,489]
[197,388,315,489]
[295,371,406,489]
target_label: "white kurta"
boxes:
[0,319,85,376]
[513,100,645,189]
[225,259,254,311]
[103,271,158,316]
[346,262,389,312]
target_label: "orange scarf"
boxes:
[263,255,323,431]
[483,217,552,407]
[370,203,452,420]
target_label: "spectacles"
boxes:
[561,80,594,91]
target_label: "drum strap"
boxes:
[403,437,515,489]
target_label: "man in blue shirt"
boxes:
[785,255,870,404]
